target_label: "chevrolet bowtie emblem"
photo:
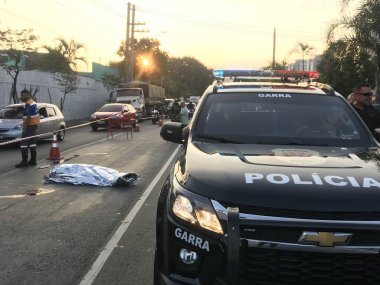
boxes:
[298,231,352,247]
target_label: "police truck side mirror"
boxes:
[160,122,184,144]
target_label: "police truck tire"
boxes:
[91,125,98,131]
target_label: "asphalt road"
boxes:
[0,119,179,285]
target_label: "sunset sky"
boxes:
[0,0,360,71]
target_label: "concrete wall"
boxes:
[0,68,110,120]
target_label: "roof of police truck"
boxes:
[205,69,336,96]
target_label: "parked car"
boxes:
[90,103,137,131]
[0,103,66,141]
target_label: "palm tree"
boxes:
[42,38,87,72]
[56,38,87,71]
[328,0,380,101]
[38,46,71,73]
[297,43,314,72]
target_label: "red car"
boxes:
[90,103,137,131]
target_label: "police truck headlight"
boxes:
[173,195,197,224]
[171,181,223,234]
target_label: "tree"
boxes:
[318,39,376,96]
[0,28,38,103]
[296,42,314,72]
[112,38,211,98]
[36,48,71,73]
[165,57,212,99]
[101,73,123,102]
[114,37,169,84]
[54,72,79,111]
[329,0,380,101]
[40,38,87,72]
[134,38,169,84]
[264,60,288,70]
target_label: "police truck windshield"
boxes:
[194,92,369,147]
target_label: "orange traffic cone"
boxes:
[158,116,163,127]
[47,131,63,161]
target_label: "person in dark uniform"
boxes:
[170,101,181,122]
[350,84,380,138]
[15,89,40,168]
[187,101,195,119]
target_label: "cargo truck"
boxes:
[114,81,165,119]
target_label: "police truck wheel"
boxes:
[91,125,98,131]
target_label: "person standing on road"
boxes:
[170,101,181,122]
[179,101,189,126]
[350,84,380,138]
[15,89,40,168]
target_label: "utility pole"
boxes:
[125,3,148,83]
[272,28,276,69]
[125,3,131,83]
[129,5,136,81]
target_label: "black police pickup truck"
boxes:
[155,70,380,285]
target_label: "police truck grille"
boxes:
[220,202,380,221]
[239,247,380,285]
[239,227,380,246]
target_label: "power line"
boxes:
[0,7,59,36]
[137,5,325,40]
[87,0,125,19]
[53,0,118,32]
[1,2,125,41]
[0,6,117,68]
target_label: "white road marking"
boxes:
[79,145,180,285]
